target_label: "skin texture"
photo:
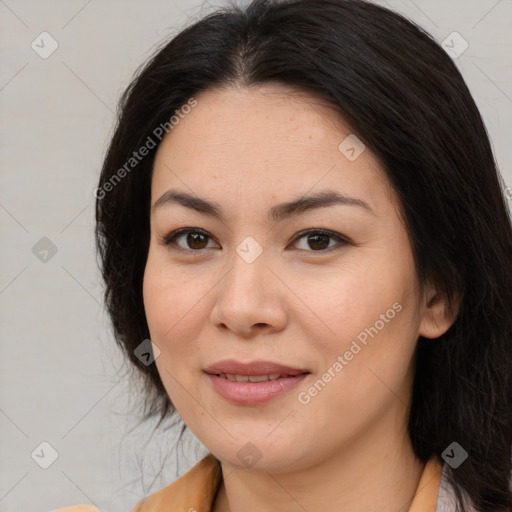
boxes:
[142,83,459,512]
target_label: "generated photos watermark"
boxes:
[298,301,403,405]
[93,97,198,200]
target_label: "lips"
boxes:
[204,359,310,405]
[204,359,308,377]
[218,373,284,382]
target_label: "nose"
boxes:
[209,247,287,338]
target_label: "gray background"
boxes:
[0,1,511,511]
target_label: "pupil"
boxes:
[309,234,328,250]
[188,232,206,249]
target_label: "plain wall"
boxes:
[0,0,511,511]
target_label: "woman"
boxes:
[58,0,512,511]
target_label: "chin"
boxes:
[204,437,311,473]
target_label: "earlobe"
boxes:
[418,283,462,340]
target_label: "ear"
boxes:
[418,281,462,339]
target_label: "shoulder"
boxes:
[436,462,478,512]
[131,453,222,512]
[51,454,220,512]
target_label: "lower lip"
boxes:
[206,373,309,405]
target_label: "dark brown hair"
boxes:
[95,0,512,510]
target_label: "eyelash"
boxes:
[158,227,350,254]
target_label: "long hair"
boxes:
[95,1,512,510]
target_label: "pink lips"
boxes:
[204,359,310,405]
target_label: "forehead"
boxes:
[151,84,396,217]
[158,83,352,156]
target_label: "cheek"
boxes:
[143,260,204,410]
[303,262,405,353]
[306,250,420,394]
[142,262,209,397]
[296,300,417,442]
[143,255,202,338]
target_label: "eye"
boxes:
[290,229,349,252]
[159,228,218,252]
[159,228,350,253]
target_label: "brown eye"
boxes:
[306,233,330,250]
[161,228,218,251]
[185,232,209,249]
[291,229,349,252]
[160,227,349,254]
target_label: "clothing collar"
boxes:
[132,453,444,512]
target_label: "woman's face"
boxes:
[143,84,439,472]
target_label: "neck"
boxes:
[212,412,425,512]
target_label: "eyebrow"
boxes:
[152,189,374,222]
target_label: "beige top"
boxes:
[55,453,444,512]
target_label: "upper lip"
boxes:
[204,359,309,376]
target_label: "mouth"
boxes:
[204,359,309,377]
[204,359,311,405]
[215,373,303,382]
